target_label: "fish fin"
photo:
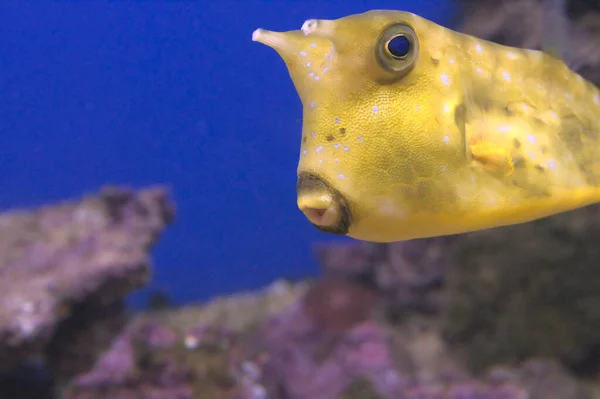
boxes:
[460,73,515,177]
[458,70,510,175]
[468,139,515,177]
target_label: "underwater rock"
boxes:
[0,186,174,379]
[259,301,409,399]
[252,278,588,399]
[62,277,596,399]
[301,274,379,333]
[314,238,450,317]
[485,358,591,399]
[61,279,306,399]
[441,207,600,373]
[63,320,197,399]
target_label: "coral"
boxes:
[314,238,450,317]
[485,358,591,399]
[60,277,595,399]
[259,302,408,399]
[313,241,380,276]
[61,279,305,399]
[63,320,199,399]
[302,275,379,333]
[0,186,174,397]
[440,208,600,372]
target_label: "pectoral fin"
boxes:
[469,138,515,177]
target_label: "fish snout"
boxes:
[296,172,351,235]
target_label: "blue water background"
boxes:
[0,1,458,307]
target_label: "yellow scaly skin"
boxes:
[252,10,600,242]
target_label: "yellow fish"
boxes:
[252,10,600,243]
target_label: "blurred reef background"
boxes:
[2,0,600,398]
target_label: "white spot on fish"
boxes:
[449,58,455,64]
[314,76,320,80]
[311,132,316,137]
[306,62,312,67]
[334,143,340,148]
[316,146,323,152]
[498,124,510,132]
[475,44,483,53]
[343,146,349,152]
[502,71,511,81]
[594,94,599,104]
[415,106,420,111]
[319,159,323,164]
[302,149,307,155]
[522,104,529,111]
[507,51,517,59]
[476,67,482,74]
[310,43,316,48]
[334,117,340,123]
[309,72,314,77]
[324,53,329,57]
[527,134,536,143]
[443,136,449,143]
[372,106,379,113]
[335,159,339,163]
[338,174,344,179]
[310,102,315,109]
[323,67,328,73]
[441,74,450,85]
[443,104,450,112]
[358,137,363,142]
[548,159,556,169]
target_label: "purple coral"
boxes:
[302,275,379,333]
[0,187,174,374]
[258,301,408,399]
[313,238,451,316]
[64,320,195,399]
[238,289,567,399]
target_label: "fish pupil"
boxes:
[386,35,410,58]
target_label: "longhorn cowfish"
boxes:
[252,9,600,242]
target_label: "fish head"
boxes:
[253,10,465,241]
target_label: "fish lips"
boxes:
[296,172,352,235]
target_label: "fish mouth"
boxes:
[296,172,351,235]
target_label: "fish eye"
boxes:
[386,35,411,59]
[375,23,418,75]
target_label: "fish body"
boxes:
[252,10,600,242]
